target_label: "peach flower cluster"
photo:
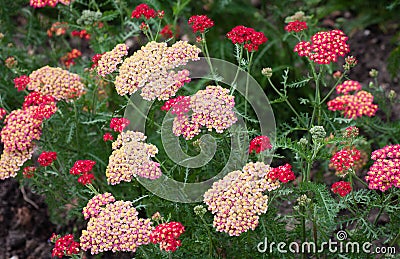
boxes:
[97,44,129,76]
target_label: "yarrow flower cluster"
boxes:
[80,198,153,254]
[204,162,281,236]
[150,222,185,252]
[13,75,30,91]
[82,192,116,220]
[103,132,114,141]
[249,135,272,154]
[169,85,237,140]
[23,166,36,178]
[330,148,361,176]
[23,92,58,120]
[47,21,68,37]
[294,30,350,64]
[336,80,362,94]
[97,44,129,76]
[50,233,80,258]
[38,151,57,166]
[115,41,200,99]
[69,160,96,185]
[160,25,173,38]
[331,181,352,197]
[226,25,267,52]
[71,29,90,39]
[269,163,296,183]
[28,66,86,100]
[365,144,400,192]
[284,20,308,32]
[30,0,71,9]
[60,49,82,68]
[131,4,156,19]
[0,108,6,120]
[0,147,34,180]
[106,131,162,184]
[90,53,103,69]
[188,15,214,33]
[328,87,378,119]
[343,126,359,138]
[110,117,130,132]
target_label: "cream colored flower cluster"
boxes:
[106,131,162,185]
[28,66,85,100]
[80,198,153,254]
[114,41,200,100]
[97,43,129,76]
[203,162,280,236]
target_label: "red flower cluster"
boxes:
[0,108,6,120]
[71,30,90,40]
[160,25,173,39]
[188,15,214,33]
[61,49,82,68]
[47,21,68,37]
[344,126,359,138]
[226,25,267,52]
[103,132,114,142]
[150,222,185,252]
[50,233,80,258]
[294,30,350,64]
[23,166,36,178]
[131,4,156,19]
[90,53,103,69]
[70,160,96,185]
[330,148,361,176]
[365,144,400,192]
[328,89,378,119]
[269,163,296,183]
[110,117,130,132]
[23,92,57,120]
[284,20,308,32]
[38,151,57,166]
[13,75,30,91]
[336,80,362,94]
[249,135,272,154]
[331,181,352,197]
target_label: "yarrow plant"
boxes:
[1,3,399,259]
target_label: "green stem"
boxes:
[244,51,254,118]
[351,172,369,188]
[309,63,321,126]
[200,215,214,257]
[201,32,217,85]
[301,207,306,259]
[320,71,347,104]
[267,78,307,128]
[154,19,162,40]
[230,45,243,95]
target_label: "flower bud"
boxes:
[261,67,273,78]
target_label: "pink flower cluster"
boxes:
[330,148,361,176]
[170,85,237,140]
[336,80,362,94]
[106,131,162,185]
[284,21,308,32]
[14,75,30,91]
[249,135,272,154]
[0,147,34,180]
[328,87,378,119]
[188,15,214,33]
[30,0,71,8]
[82,193,116,220]
[51,233,80,258]
[110,117,130,132]
[365,144,400,192]
[131,3,156,19]
[294,30,350,64]
[28,66,85,100]
[115,41,200,99]
[150,222,185,252]
[226,25,267,52]
[80,198,153,254]
[69,160,96,185]
[331,181,352,197]
[97,44,129,77]
[203,162,280,236]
